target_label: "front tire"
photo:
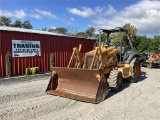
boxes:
[109,70,123,91]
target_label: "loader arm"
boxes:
[67,44,84,68]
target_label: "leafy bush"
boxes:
[31,68,36,74]
[26,67,39,75]
[25,68,32,75]
[6,51,11,77]
[35,67,39,73]
[50,53,55,67]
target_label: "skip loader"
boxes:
[46,27,141,103]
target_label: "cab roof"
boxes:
[100,27,128,34]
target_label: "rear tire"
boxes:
[129,58,141,83]
[109,70,123,91]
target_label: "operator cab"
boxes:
[97,27,133,63]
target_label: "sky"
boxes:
[0,0,160,36]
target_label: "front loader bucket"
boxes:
[46,67,109,103]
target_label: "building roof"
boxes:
[0,26,96,40]
[0,26,69,36]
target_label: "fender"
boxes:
[124,51,140,64]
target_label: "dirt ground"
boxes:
[0,67,160,120]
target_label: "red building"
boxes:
[0,26,96,77]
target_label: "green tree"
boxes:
[123,23,139,48]
[135,36,151,53]
[75,32,86,38]
[42,27,47,31]
[48,28,54,32]
[12,20,22,28]
[22,20,33,29]
[134,35,160,53]
[122,23,139,49]
[150,35,160,53]
[85,27,95,38]
[48,27,68,34]
[0,16,12,26]
[123,23,137,34]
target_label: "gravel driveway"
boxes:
[0,67,160,120]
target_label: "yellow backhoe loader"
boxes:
[46,27,141,103]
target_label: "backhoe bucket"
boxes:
[46,67,109,103]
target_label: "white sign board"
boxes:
[12,40,41,57]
